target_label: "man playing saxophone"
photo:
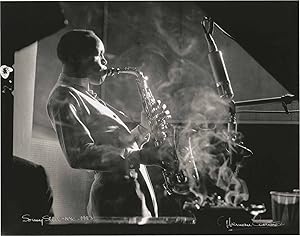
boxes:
[47,29,175,218]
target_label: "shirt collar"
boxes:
[58,73,89,93]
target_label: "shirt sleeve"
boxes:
[48,91,129,172]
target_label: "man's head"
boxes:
[57,29,107,84]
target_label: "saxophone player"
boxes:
[47,29,174,218]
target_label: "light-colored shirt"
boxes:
[47,73,158,217]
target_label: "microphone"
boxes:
[204,30,234,100]
[202,18,253,159]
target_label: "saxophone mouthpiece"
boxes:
[104,68,120,77]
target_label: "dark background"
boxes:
[237,123,299,217]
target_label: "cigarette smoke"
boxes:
[176,88,249,206]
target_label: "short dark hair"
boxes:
[57,29,100,65]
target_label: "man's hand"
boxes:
[157,142,178,171]
[139,142,178,172]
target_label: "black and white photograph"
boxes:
[1,1,299,235]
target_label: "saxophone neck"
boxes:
[105,67,147,82]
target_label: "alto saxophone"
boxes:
[105,67,190,195]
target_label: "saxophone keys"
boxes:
[160,124,166,130]
[161,132,167,139]
[166,114,172,120]
[176,173,188,184]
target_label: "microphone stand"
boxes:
[235,94,298,114]
[201,17,254,165]
[202,16,299,170]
